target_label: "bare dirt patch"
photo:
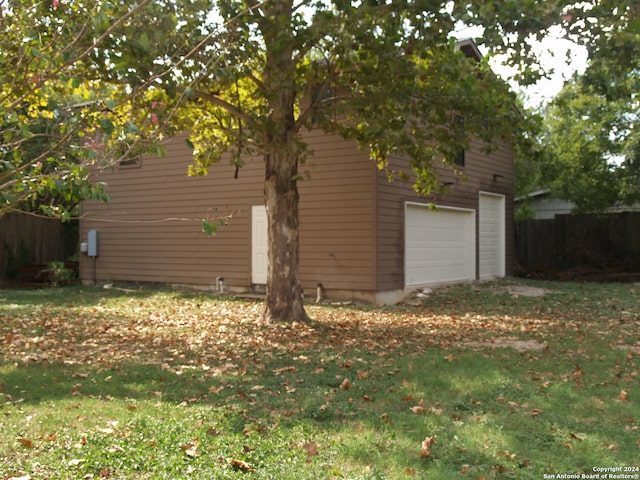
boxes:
[616,344,640,354]
[503,285,553,297]
[462,336,547,352]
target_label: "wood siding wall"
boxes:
[375,139,514,292]
[80,130,513,299]
[80,131,377,293]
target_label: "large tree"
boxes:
[537,77,639,213]
[4,0,634,322]
[515,0,639,214]
[166,0,553,322]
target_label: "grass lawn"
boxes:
[0,279,638,479]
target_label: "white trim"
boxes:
[405,201,475,214]
[251,205,268,285]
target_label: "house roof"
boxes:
[455,38,483,61]
[515,189,550,203]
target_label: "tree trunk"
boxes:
[259,0,307,322]
[262,148,308,323]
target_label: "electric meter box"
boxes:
[87,230,98,257]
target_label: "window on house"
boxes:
[311,84,333,125]
[118,154,141,169]
[453,114,465,167]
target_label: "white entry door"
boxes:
[405,203,476,286]
[251,205,268,284]
[479,193,505,279]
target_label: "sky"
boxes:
[454,25,590,108]
[494,35,589,108]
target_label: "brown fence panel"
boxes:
[515,212,640,279]
[0,214,71,285]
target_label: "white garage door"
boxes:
[405,203,476,286]
[479,193,505,279]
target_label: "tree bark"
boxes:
[262,148,308,323]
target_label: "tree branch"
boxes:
[192,90,257,129]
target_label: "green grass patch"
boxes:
[1,279,638,478]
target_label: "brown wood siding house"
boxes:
[79,127,514,303]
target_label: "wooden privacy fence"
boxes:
[0,214,72,285]
[515,212,640,279]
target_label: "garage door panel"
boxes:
[479,193,505,279]
[405,204,476,286]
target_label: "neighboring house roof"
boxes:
[516,189,640,220]
[455,38,483,61]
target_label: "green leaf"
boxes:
[99,118,114,136]
[201,219,219,237]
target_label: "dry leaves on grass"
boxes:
[0,298,529,375]
[0,285,634,377]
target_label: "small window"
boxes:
[454,147,465,167]
[453,114,465,167]
[311,85,333,125]
[118,155,141,169]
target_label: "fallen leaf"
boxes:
[401,393,415,402]
[573,364,583,387]
[96,427,115,435]
[303,442,319,457]
[339,379,351,390]
[498,449,516,459]
[618,389,629,402]
[405,467,417,476]
[444,354,456,362]
[68,459,85,466]
[420,436,436,458]
[230,458,253,471]
[74,437,87,448]
[180,441,199,457]
[17,438,34,448]
[273,366,297,374]
[98,468,112,478]
[411,405,428,414]
[569,432,586,441]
